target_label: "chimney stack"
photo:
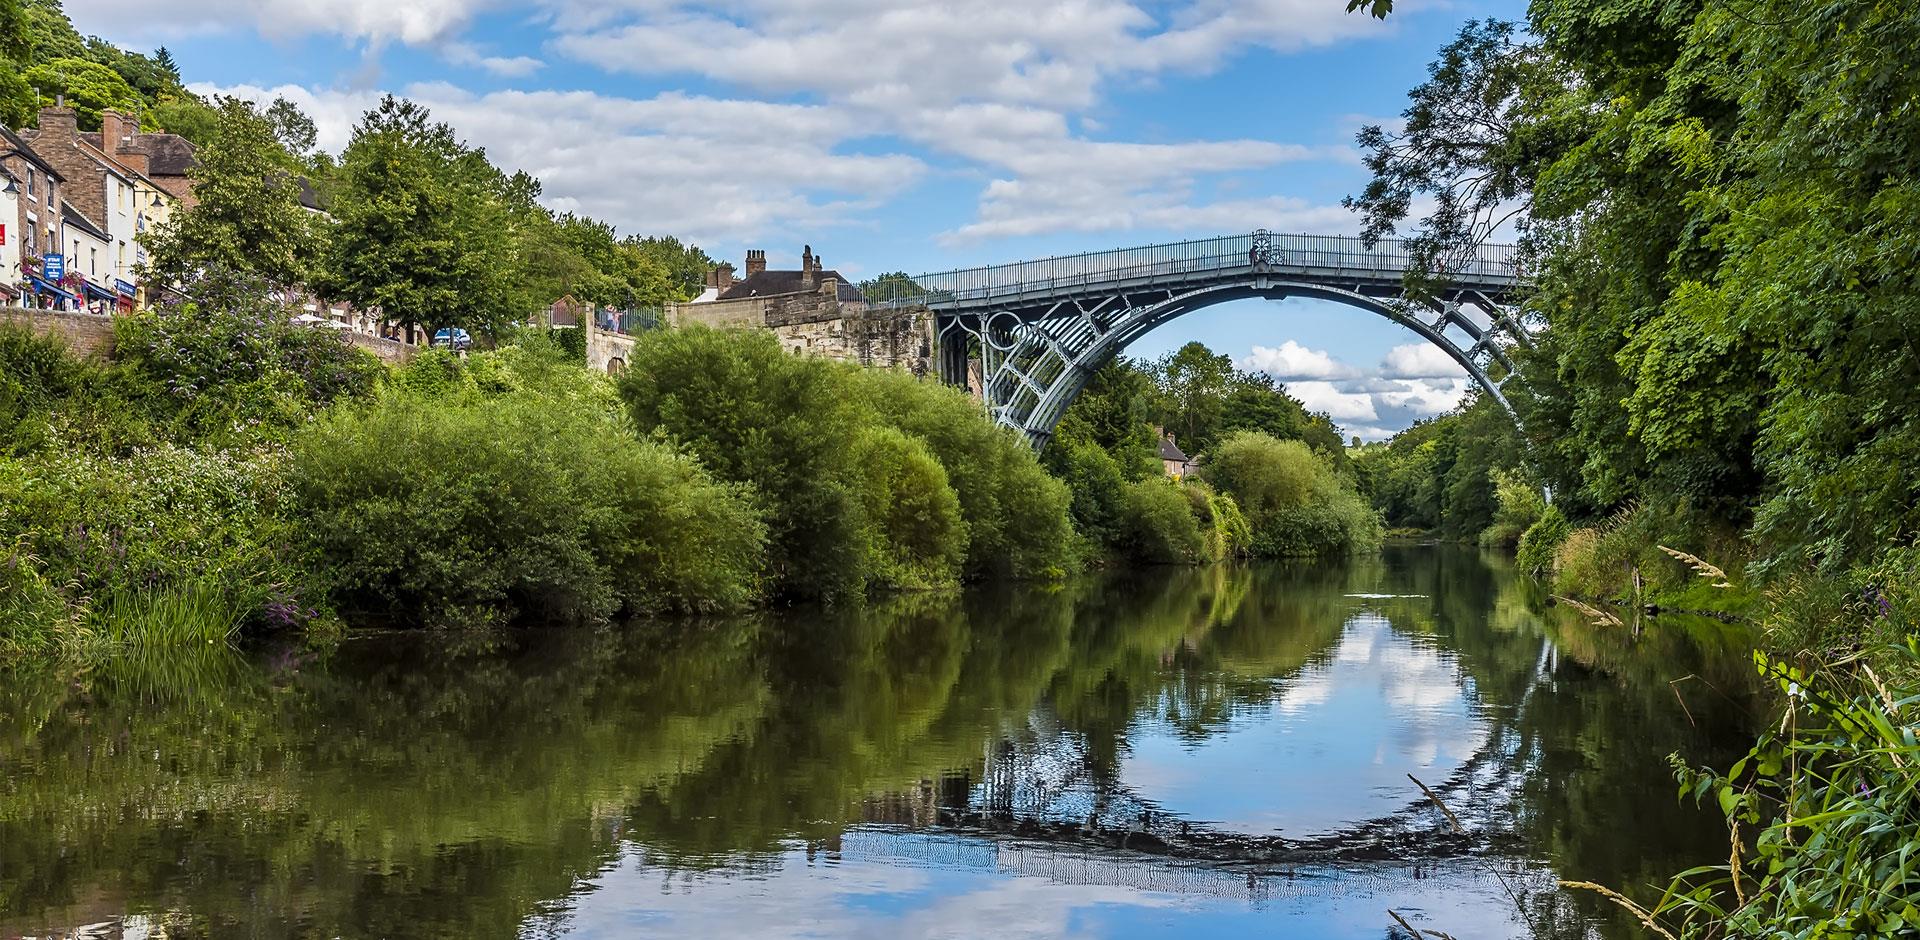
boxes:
[100,110,133,149]
[800,244,815,289]
[37,105,77,139]
[709,262,736,292]
[744,249,767,277]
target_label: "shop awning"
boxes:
[26,274,78,305]
[81,280,118,303]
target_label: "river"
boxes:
[0,546,1763,939]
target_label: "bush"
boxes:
[1515,503,1572,578]
[1044,436,1132,554]
[1650,641,1920,936]
[1478,467,1545,549]
[290,390,764,624]
[617,327,876,600]
[113,273,383,438]
[619,329,1075,594]
[1203,431,1382,557]
[848,426,968,588]
[1115,478,1206,564]
[0,445,303,653]
[1188,482,1253,561]
[855,368,1075,580]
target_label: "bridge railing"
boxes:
[866,232,1520,309]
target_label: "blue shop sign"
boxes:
[42,253,64,281]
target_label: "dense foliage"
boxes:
[1042,347,1376,563]
[1205,432,1381,558]
[1351,392,1529,541]
[290,382,765,625]
[618,327,1074,600]
[1354,0,1920,588]
[1647,640,1920,938]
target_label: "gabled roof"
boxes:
[61,200,111,241]
[81,130,199,176]
[0,127,64,180]
[717,269,863,302]
[1159,436,1191,463]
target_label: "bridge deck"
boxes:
[895,232,1521,312]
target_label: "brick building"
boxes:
[22,107,187,307]
[1,126,72,308]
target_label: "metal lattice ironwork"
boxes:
[889,230,1530,448]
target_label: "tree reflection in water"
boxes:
[0,547,1761,939]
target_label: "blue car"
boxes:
[432,327,472,351]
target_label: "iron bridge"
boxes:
[882,230,1530,448]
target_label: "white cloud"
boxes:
[443,42,545,77]
[197,82,924,246]
[1239,340,1360,381]
[1234,339,1473,440]
[1379,342,1467,379]
[69,0,491,44]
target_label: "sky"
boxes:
[67,0,1526,439]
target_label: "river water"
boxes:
[0,546,1762,939]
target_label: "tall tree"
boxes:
[1153,341,1236,453]
[321,95,517,340]
[139,96,321,291]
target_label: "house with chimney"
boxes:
[1,126,73,308]
[21,107,188,308]
[668,245,933,373]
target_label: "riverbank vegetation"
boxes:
[1038,341,1377,565]
[1350,0,1920,931]
[0,290,1084,653]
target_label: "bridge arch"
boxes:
[912,231,1529,448]
[1023,282,1517,445]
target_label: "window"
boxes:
[118,241,126,271]
[24,167,34,201]
[89,247,97,274]
[25,224,35,254]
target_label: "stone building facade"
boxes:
[669,245,936,375]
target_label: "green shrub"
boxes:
[1184,481,1252,561]
[617,327,873,600]
[1203,431,1382,557]
[848,426,968,588]
[1478,467,1545,549]
[115,280,382,416]
[1115,478,1206,564]
[855,368,1075,580]
[1043,436,1131,555]
[1515,503,1572,578]
[0,445,302,653]
[1650,641,1920,937]
[290,390,764,624]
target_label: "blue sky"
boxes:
[67,0,1525,438]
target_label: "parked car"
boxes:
[432,327,472,351]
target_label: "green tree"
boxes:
[322,95,518,341]
[139,96,321,290]
[23,56,139,129]
[1152,341,1236,453]
[624,235,713,302]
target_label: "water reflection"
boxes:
[0,547,1762,939]
[1123,613,1488,836]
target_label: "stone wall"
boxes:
[0,308,117,358]
[667,290,936,376]
[772,308,935,376]
[347,332,417,365]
